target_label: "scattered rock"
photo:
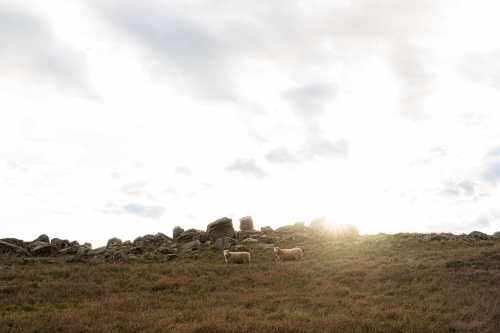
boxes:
[107,237,123,248]
[233,244,248,252]
[28,242,59,257]
[173,226,184,239]
[469,231,488,240]
[182,240,201,253]
[164,254,177,261]
[258,235,274,244]
[215,237,236,250]
[242,238,259,244]
[0,240,31,257]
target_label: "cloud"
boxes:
[460,52,500,89]
[123,203,166,219]
[119,182,147,196]
[265,147,299,165]
[410,147,447,166]
[300,136,350,160]
[481,162,500,185]
[281,83,337,120]
[386,40,435,121]
[0,3,96,97]
[174,166,193,177]
[438,179,475,198]
[486,146,500,158]
[225,158,267,179]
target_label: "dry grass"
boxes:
[1,236,500,332]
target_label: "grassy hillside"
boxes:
[1,234,500,332]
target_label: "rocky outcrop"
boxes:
[261,226,274,234]
[239,216,254,231]
[469,231,488,240]
[206,217,235,241]
[236,229,259,240]
[182,240,201,253]
[51,238,72,250]
[0,240,31,257]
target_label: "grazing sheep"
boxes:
[222,250,250,265]
[273,247,303,263]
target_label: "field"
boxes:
[1,234,500,332]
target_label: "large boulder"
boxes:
[182,240,201,253]
[107,237,123,248]
[493,231,500,240]
[239,216,254,231]
[261,226,274,234]
[31,234,50,243]
[28,242,59,257]
[173,226,184,239]
[309,216,359,241]
[206,217,235,241]
[0,238,26,248]
[51,238,72,250]
[237,229,259,240]
[469,231,488,240]
[0,240,31,257]
[178,229,198,242]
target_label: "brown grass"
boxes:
[1,236,500,332]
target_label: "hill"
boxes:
[1,232,500,332]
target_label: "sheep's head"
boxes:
[222,250,230,258]
[273,247,280,254]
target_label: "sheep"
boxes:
[222,250,250,265]
[273,247,303,263]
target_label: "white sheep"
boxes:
[273,247,303,263]
[222,250,250,265]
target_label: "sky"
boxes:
[1,0,500,248]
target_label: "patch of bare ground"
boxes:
[1,236,500,332]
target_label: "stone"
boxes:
[155,246,171,255]
[28,242,58,257]
[233,245,248,252]
[173,226,184,239]
[123,240,133,246]
[128,246,143,255]
[127,254,138,260]
[32,234,50,243]
[182,240,201,253]
[51,238,72,250]
[107,237,123,248]
[283,232,313,242]
[164,254,177,261]
[23,258,39,264]
[261,226,274,234]
[214,237,236,250]
[239,216,254,231]
[492,231,500,240]
[242,238,258,244]
[469,231,488,240]
[258,235,274,244]
[178,229,198,242]
[0,240,31,257]
[68,246,95,262]
[206,217,235,241]
[237,229,259,240]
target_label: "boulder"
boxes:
[206,217,235,241]
[492,231,500,240]
[237,229,259,240]
[283,232,313,242]
[258,235,274,244]
[68,246,95,262]
[0,240,31,257]
[123,240,133,246]
[155,246,171,255]
[242,238,259,244]
[28,242,58,257]
[239,216,254,231]
[51,238,72,250]
[32,234,50,243]
[261,226,274,234]
[233,244,248,252]
[178,229,198,242]
[469,231,488,240]
[107,237,123,248]
[0,238,26,248]
[164,254,177,261]
[182,240,201,253]
[214,237,236,250]
[173,226,184,239]
[423,234,442,241]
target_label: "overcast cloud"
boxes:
[1,0,500,247]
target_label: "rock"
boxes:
[259,243,275,249]
[261,226,274,234]
[68,246,95,262]
[164,254,177,261]
[492,231,500,240]
[107,237,123,248]
[178,229,198,242]
[83,242,92,249]
[242,238,259,244]
[128,247,143,255]
[233,245,248,252]
[28,242,58,257]
[103,249,127,262]
[173,226,184,239]
[283,232,312,242]
[182,240,201,253]
[0,238,26,248]
[258,235,274,244]
[237,229,259,240]
[23,258,40,265]
[469,231,488,240]
[206,217,235,241]
[123,240,133,246]
[239,216,254,231]
[32,234,50,243]
[58,246,79,255]
[142,252,156,260]
[51,238,72,250]
[127,254,138,260]
[155,246,171,255]
[423,234,442,241]
[0,240,31,257]
[214,237,236,250]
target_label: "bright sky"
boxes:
[1,0,500,248]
